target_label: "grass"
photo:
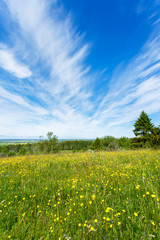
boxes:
[0,140,39,146]
[0,150,160,239]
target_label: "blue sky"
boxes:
[0,0,160,139]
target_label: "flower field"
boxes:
[0,150,160,239]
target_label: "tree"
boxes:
[47,132,54,141]
[133,111,154,137]
[101,136,118,148]
[90,138,103,151]
[151,126,160,147]
[118,137,131,149]
[44,132,59,153]
[132,111,154,148]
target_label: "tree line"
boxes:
[0,111,160,157]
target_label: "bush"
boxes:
[8,151,16,157]
[90,138,104,151]
[108,142,119,151]
[118,137,131,149]
[0,152,7,158]
[19,147,27,155]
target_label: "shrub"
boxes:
[8,151,16,157]
[108,141,119,151]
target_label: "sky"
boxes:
[0,0,160,139]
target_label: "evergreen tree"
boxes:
[90,138,103,150]
[132,111,154,148]
[151,126,160,147]
[133,111,154,137]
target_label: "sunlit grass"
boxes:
[0,150,160,239]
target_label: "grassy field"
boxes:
[0,150,160,239]
[0,140,39,146]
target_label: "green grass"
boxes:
[0,140,39,146]
[0,150,160,239]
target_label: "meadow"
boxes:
[0,150,160,239]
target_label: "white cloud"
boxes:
[90,34,160,130]
[0,45,32,78]
[0,86,48,115]
[5,0,89,98]
[0,0,160,138]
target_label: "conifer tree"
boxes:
[90,138,103,150]
[133,111,154,137]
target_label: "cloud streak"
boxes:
[0,45,32,78]
[0,0,160,138]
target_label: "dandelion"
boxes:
[151,194,156,198]
[91,194,96,200]
[134,212,138,217]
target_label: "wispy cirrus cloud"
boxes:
[0,0,160,138]
[92,34,160,129]
[4,0,90,97]
[0,44,32,78]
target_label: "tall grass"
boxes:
[0,150,160,239]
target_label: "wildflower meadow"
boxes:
[0,150,160,239]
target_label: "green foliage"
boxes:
[133,111,154,137]
[59,140,93,151]
[34,132,60,154]
[47,131,54,141]
[118,137,131,149]
[151,126,160,148]
[101,136,117,147]
[108,141,119,151]
[100,136,119,151]
[19,147,27,155]
[8,151,16,157]
[0,152,7,158]
[90,138,104,150]
[132,111,155,148]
